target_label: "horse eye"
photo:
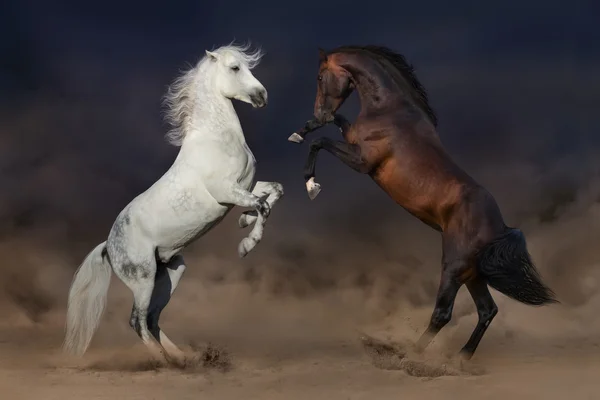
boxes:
[231,66,240,72]
[317,75,322,81]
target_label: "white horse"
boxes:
[63,43,283,366]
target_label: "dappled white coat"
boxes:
[63,44,283,366]
[122,62,259,262]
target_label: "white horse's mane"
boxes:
[162,42,264,146]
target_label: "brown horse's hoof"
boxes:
[412,344,425,355]
[306,177,321,200]
[458,349,473,361]
[288,132,304,143]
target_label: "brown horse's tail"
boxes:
[476,228,558,306]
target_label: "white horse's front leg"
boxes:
[238,181,284,228]
[206,183,272,258]
[237,181,284,258]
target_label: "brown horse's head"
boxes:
[313,48,354,123]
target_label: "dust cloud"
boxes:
[1,94,599,369]
[1,54,600,400]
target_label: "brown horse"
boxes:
[289,45,557,360]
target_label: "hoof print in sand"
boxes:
[85,354,164,372]
[360,334,407,369]
[188,342,233,373]
[85,343,233,373]
[360,334,483,378]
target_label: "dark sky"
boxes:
[1,0,599,249]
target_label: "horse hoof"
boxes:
[238,213,256,228]
[167,354,188,369]
[288,132,304,143]
[306,177,321,200]
[238,238,256,258]
[458,349,474,361]
[238,215,249,228]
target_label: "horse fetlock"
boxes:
[255,198,271,217]
[306,177,322,200]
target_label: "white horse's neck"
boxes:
[180,63,246,150]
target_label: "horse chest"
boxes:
[220,143,256,188]
[203,139,256,187]
[234,145,257,188]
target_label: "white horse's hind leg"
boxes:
[112,255,168,363]
[147,255,187,365]
[238,181,284,228]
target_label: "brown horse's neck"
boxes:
[341,54,432,127]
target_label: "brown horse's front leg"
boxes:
[288,119,326,143]
[289,114,350,143]
[303,137,368,200]
[332,114,351,135]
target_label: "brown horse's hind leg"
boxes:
[415,258,466,352]
[459,277,498,359]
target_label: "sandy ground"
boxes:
[3,346,600,400]
[1,196,600,400]
[2,270,600,400]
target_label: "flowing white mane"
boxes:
[162,43,264,146]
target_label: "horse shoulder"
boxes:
[347,119,393,167]
[204,136,256,186]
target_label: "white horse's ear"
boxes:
[205,50,219,61]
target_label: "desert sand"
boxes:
[1,191,600,400]
[2,283,600,400]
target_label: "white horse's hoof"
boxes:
[165,353,188,369]
[238,212,257,228]
[306,177,321,200]
[238,237,256,258]
[288,132,304,143]
[238,215,250,228]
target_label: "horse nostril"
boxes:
[251,90,267,107]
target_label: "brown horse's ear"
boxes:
[318,47,327,62]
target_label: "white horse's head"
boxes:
[205,44,267,108]
[163,43,268,146]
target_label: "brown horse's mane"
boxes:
[328,45,438,127]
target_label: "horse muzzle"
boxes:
[314,108,335,124]
[250,89,268,108]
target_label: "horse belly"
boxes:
[153,196,232,254]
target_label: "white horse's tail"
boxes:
[63,242,112,356]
